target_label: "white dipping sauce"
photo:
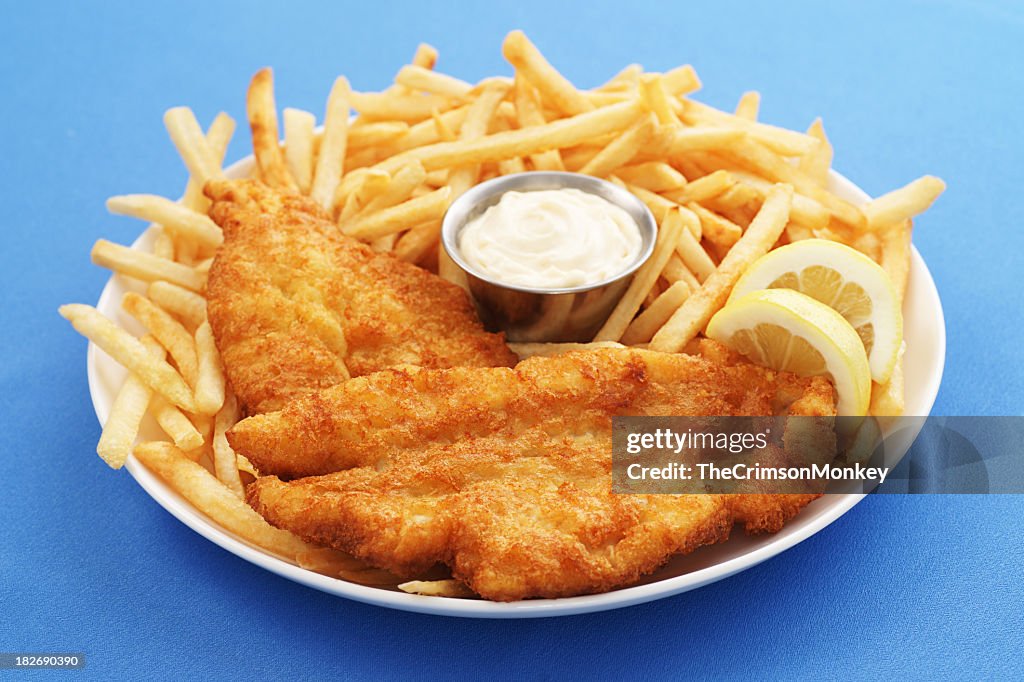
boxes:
[457,189,642,289]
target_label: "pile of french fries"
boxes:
[60,31,944,599]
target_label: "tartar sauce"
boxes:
[457,189,642,288]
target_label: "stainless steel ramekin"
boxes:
[441,172,657,342]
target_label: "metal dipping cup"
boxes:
[441,172,657,342]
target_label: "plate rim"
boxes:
[85,158,946,618]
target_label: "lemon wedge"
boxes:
[706,289,871,416]
[729,239,902,384]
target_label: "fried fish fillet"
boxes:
[205,179,516,413]
[242,345,836,600]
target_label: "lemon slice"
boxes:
[729,239,902,384]
[706,289,871,416]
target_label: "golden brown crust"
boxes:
[246,69,298,191]
[249,459,735,600]
[229,346,835,479]
[728,494,823,534]
[205,179,517,413]
[242,345,836,600]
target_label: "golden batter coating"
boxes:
[204,179,516,414]
[242,345,836,600]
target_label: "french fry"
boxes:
[673,156,710,181]
[369,235,398,253]
[375,98,644,174]
[147,281,207,329]
[343,187,451,241]
[666,127,746,154]
[797,118,832,186]
[662,254,702,290]
[59,304,196,411]
[503,30,593,116]
[152,228,175,261]
[661,64,701,96]
[350,92,454,122]
[94,236,207,292]
[236,453,259,478]
[359,161,427,215]
[721,137,864,228]
[852,230,882,262]
[880,220,912,301]
[674,211,716,282]
[447,82,512,192]
[151,396,204,452]
[398,579,475,598]
[863,176,945,229]
[615,161,686,192]
[579,114,657,177]
[193,257,213,277]
[650,184,793,352]
[283,107,316,194]
[193,321,225,416]
[382,42,441,102]
[643,279,665,309]
[785,221,814,243]
[681,99,818,156]
[699,177,760,213]
[728,171,831,230]
[640,74,679,127]
[734,91,760,121]
[122,292,199,387]
[613,183,696,239]
[585,91,634,107]
[687,202,742,249]
[163,107,225,188]
[96,334,161,469]
[181,112,235,214]
[246,68,297,190]
[133,441,309,559]
[296,546,401,584]
[438,82,511,286]
[395,65,472,99]
[498,156,527,175]
[296,547,372,574]
[513,73,565,171]
[334,166,383,201]
[213,390,244,498]
[621,281,692,345]
[393,219,442,263]
[391,106,470,154]
[346,121,409,149]
[431,109,458,141]
[332,568,404,587]
[559,145,599,172]
[106,195,222,250]
[335,168,391,220]
[664,170,735,203]
[870,351,905,418]
[411,42,438,69]
[509,341,624,359]
[593,210,684,342]
[310,77,352,210]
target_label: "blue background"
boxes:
[3,0,1022,679]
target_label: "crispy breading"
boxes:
[230,344,834,479]
[204,179,516,413]
[242,345,837,600]
[250,445,734,600]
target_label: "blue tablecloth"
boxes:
[3,1,1022,678]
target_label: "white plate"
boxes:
[86,156,945,618]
